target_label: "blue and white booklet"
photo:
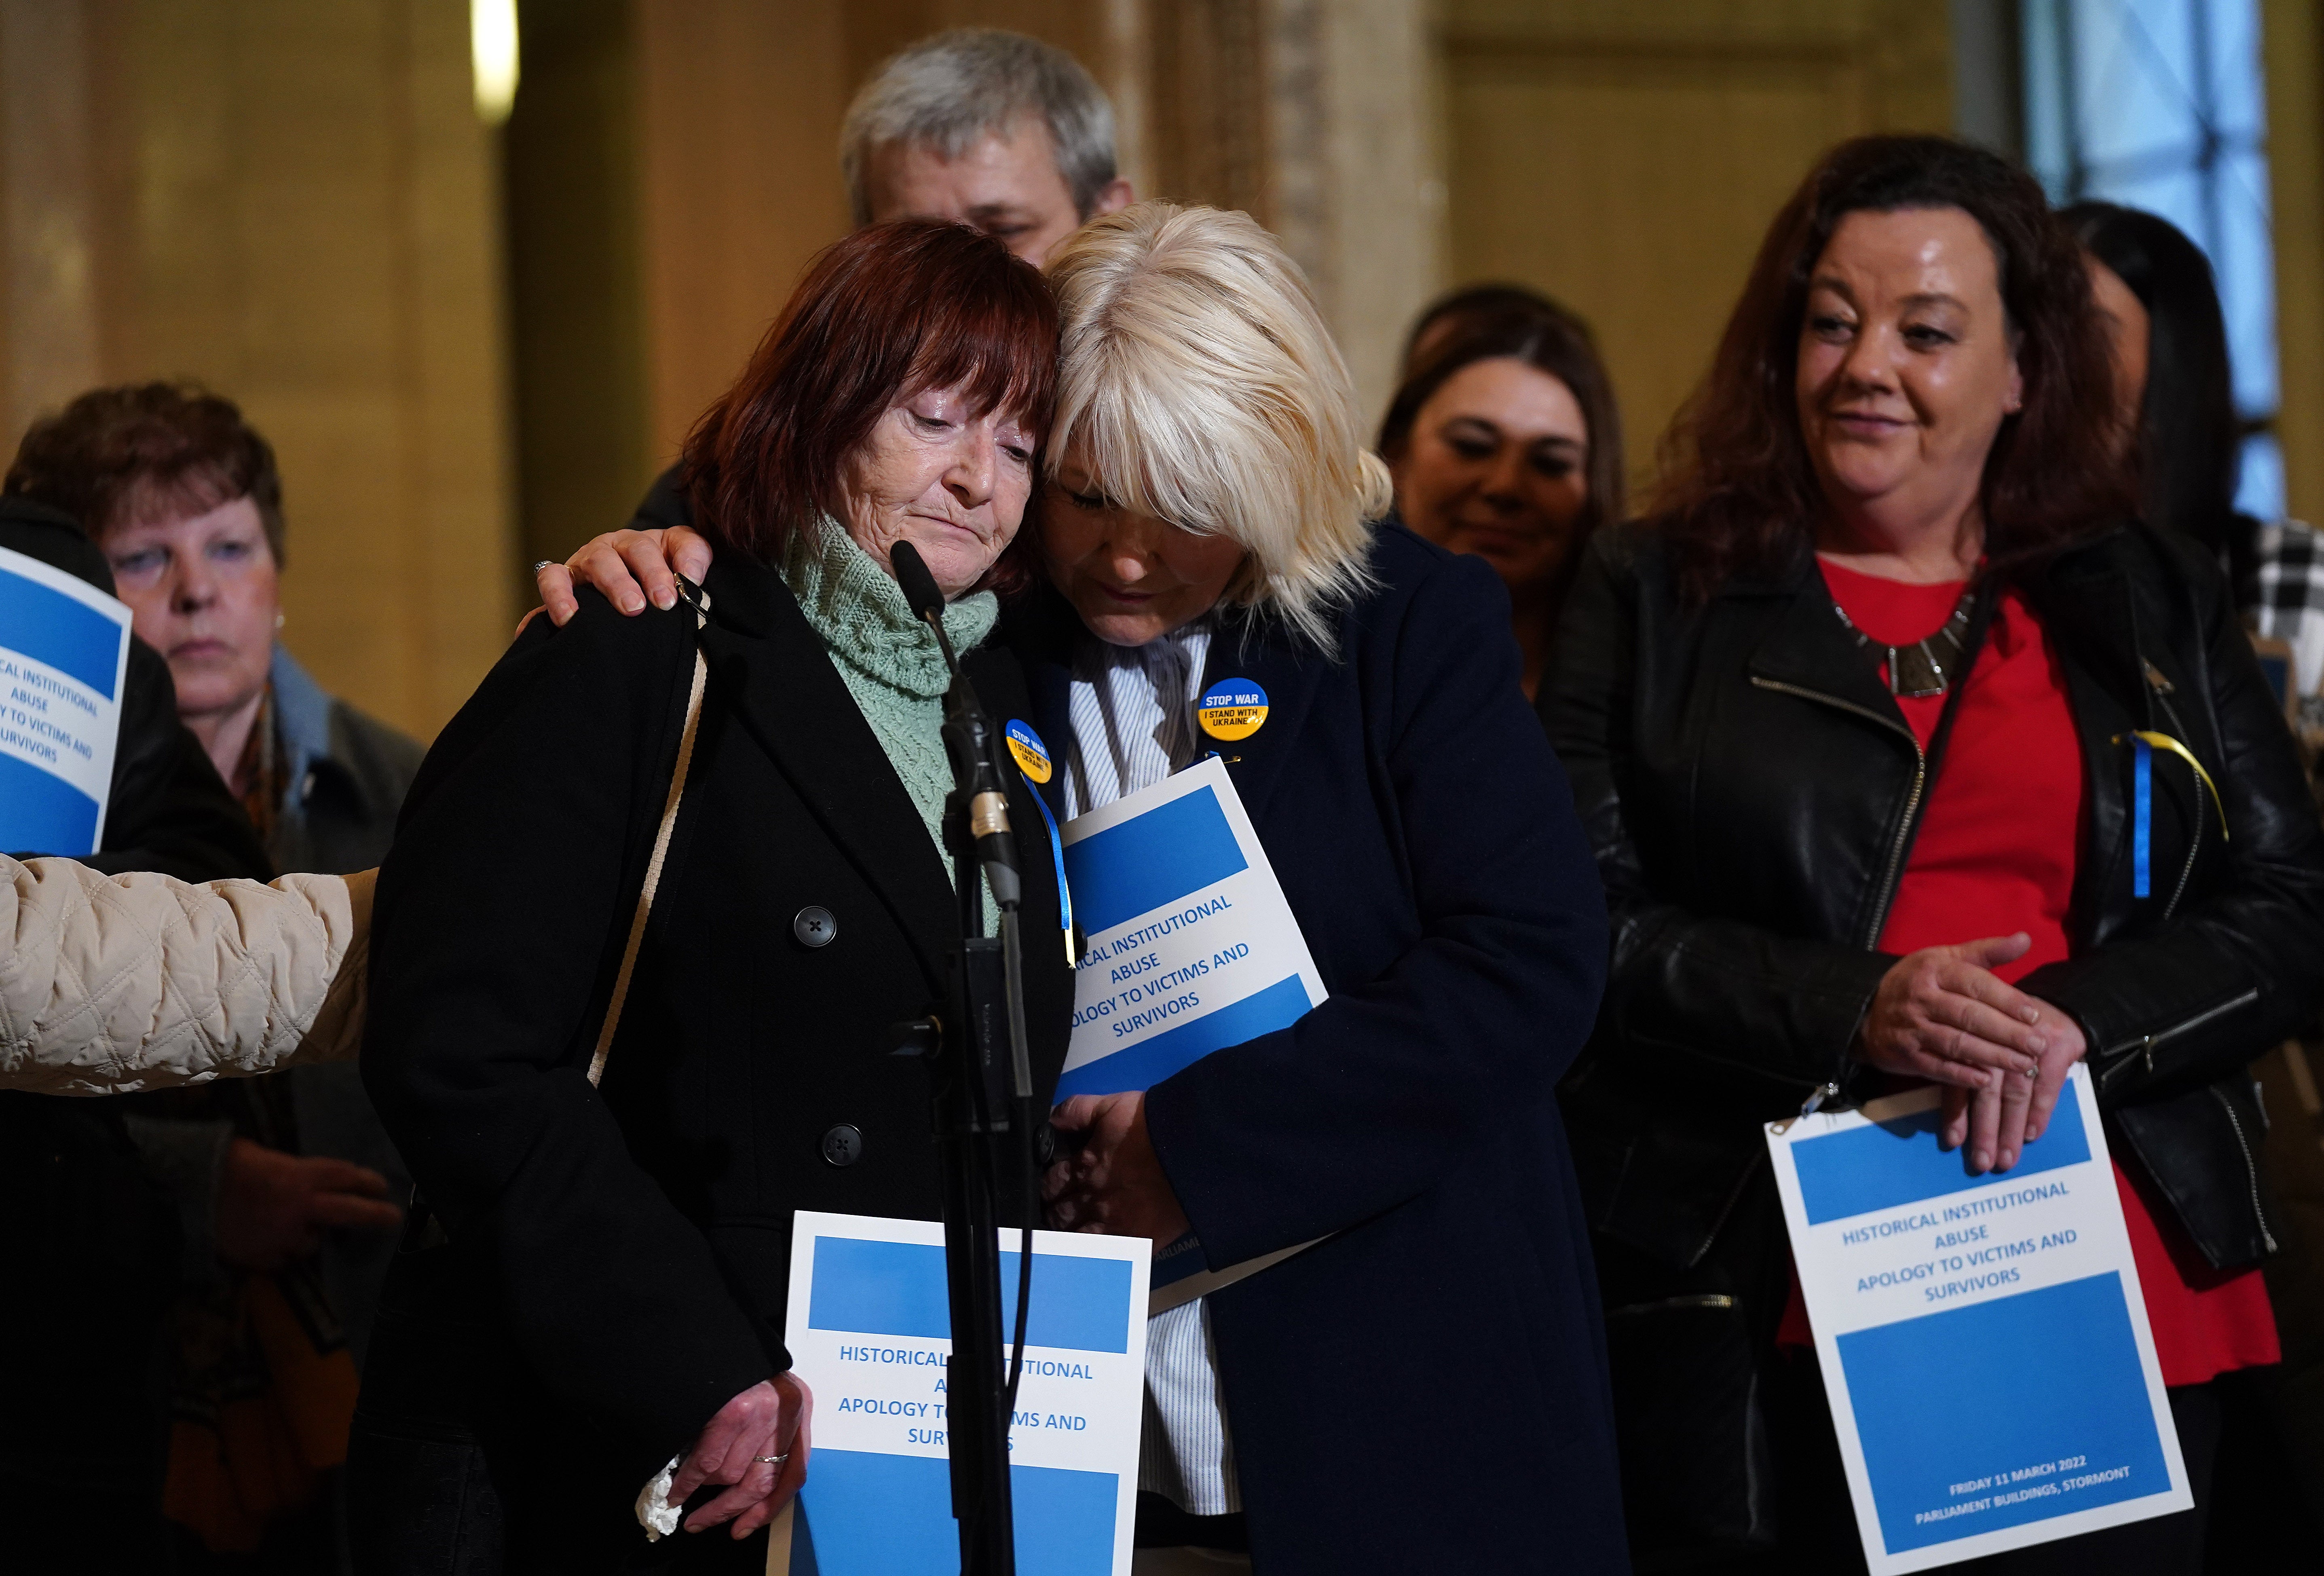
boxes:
[777,1211,1150,1576]
[1765,1064,2191,1572]
[0,544,133,857]
[1054,754,1327,1312]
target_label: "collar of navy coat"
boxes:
[1001,581,1340,837]
[690,550,1059,998]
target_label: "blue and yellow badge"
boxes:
[1197,678,1269,742]
[1004,718,1052,784]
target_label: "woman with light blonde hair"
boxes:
[1035,203,1384,652]
[546,201,1625,1574]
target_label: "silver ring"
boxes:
[530,559,559,574]
[755,1453,789,1466]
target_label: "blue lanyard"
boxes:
[2132,735,2152,899]
[1020,769,1074,964]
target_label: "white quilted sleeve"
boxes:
[0,855,372,1095]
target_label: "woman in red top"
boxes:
[1545,135,2324,1575]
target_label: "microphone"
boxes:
[890,541,1021,909]
[890,538,949,627]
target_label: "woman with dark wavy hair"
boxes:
[1544,135,2324,1573]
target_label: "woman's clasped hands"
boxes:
[1855,932,2088,1176]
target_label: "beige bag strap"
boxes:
[763,1500,795,1576]
[587,592,710,1087]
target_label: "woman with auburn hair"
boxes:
[553,201,1625,1575]
[347,220,1073,1572]
[1544,136,2324,1573]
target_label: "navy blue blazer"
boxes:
[1004,524,1627,1574]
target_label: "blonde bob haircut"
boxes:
[1043,202,1393,649]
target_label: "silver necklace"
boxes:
[1831,587,1976,698]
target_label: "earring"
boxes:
[275,611,286,630]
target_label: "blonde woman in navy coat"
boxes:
[553,203,1623,1576]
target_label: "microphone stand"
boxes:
[888,543,1039,1576]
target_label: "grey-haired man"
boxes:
[845,27,1133,266]
[565,27,1138,588]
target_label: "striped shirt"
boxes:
[1058,623,1242,1517]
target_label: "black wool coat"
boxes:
[1004,524,1629,1575]
[357,553,1072,1570]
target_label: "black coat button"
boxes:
[821,1124,863,1167]
[792,906,837,948]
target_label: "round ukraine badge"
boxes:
[1004,719,1052,784]
[1197,678,1270,742]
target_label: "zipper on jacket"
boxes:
[1748,675,1925,946]
[2097,986,2261,1089]
[2161,769,2208,920]
[2206,1082,2278,1255]
[1605,1293,1737,1319]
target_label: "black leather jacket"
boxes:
[1544,519,2324,1276]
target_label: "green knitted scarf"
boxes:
[781,515,999,897]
